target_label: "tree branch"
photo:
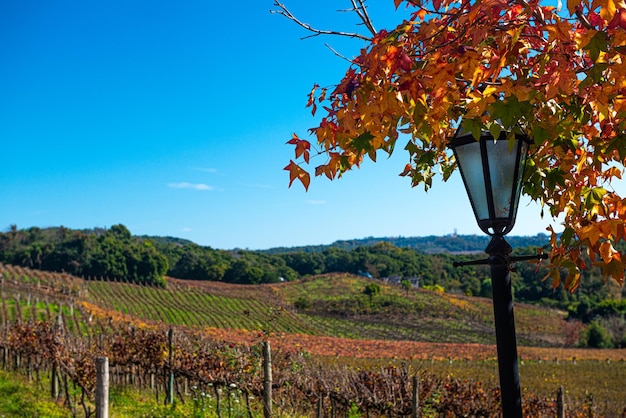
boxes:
[351,0,377,36]
[325,43,360,65]
[270,1,374,41]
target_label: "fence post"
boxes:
[50,362,59,399]
[166,328,174,405]
[556,385,565,418]
[412,373,420,418]
[96,356,109,418]
[263,341,272,418]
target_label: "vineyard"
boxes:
[82,271,575,347]
[0,263,625,416]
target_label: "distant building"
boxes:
[358,270,373,279]
[382,275,420,288]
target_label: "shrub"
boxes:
[294,296,310,310]
[423,284,445,293]
[580,321,613,348]
[363,283,381,300]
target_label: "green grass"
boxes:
[276,275,571,345]
[0,369,306,418]
[0,370,69,417]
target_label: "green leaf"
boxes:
[545,168,567,189]
[352,132,375,153]
[488,121,502,140]
[404,140,419,154]
[461,118,483,141]
[581,186,607,211]
[560,227,576,247]
[490,95,532,128]
[580,63,609,89]
[530,125,549,144]
[583,31,608,63]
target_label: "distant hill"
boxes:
[263,233,551,255]
[137,235,196,246]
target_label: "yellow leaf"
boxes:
[578,224,602,246]
[564,267,581,292]
[596,0,618,20]
[599,240,618,263]
[545,21,575,43]
[567,0,583,15]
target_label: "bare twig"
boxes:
[351,0,377,36]
[270,1,374,41]
[325,43,360,65]
[575,8,594,30]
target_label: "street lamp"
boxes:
[448,123,542,418]
[448,125,530,237]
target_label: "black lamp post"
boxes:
[448,124,540,418]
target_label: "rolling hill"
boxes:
[0,263,572,349]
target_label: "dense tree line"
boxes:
[263,234,551,255]
[1,226,622,304]
[1,225,623,347]
[0,225,168,287]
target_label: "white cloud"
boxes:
[181,227,192,232]
[306,200,327,205]
[168,182,213,191]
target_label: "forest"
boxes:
[0,224,624,348]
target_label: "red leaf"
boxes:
[608,8,626,29]
[286,134,311,163]
[306,84,319,115]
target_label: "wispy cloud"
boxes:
[193,167,218,173]
[181,227,192,232]
[306,200,327,205]
[237,181,273,189]
[168,182,214,191]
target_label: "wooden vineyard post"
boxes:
[412,373,420,418]
[50,313,63,399]
[96,356,109,418]
[263,341,272,418]
[215,384,222,418]
[50,362,59,399]
[166,328,174,405]
[317,397,323,418]
[557,385,565,418]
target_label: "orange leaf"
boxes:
[594,258,625,284]
[284,160,310,191]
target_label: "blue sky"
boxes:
[1,0,559,249]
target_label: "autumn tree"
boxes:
[278,0,626,291]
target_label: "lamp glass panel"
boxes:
[454,140,489,221]
[513,140,529,215]
[486,139,519,219]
